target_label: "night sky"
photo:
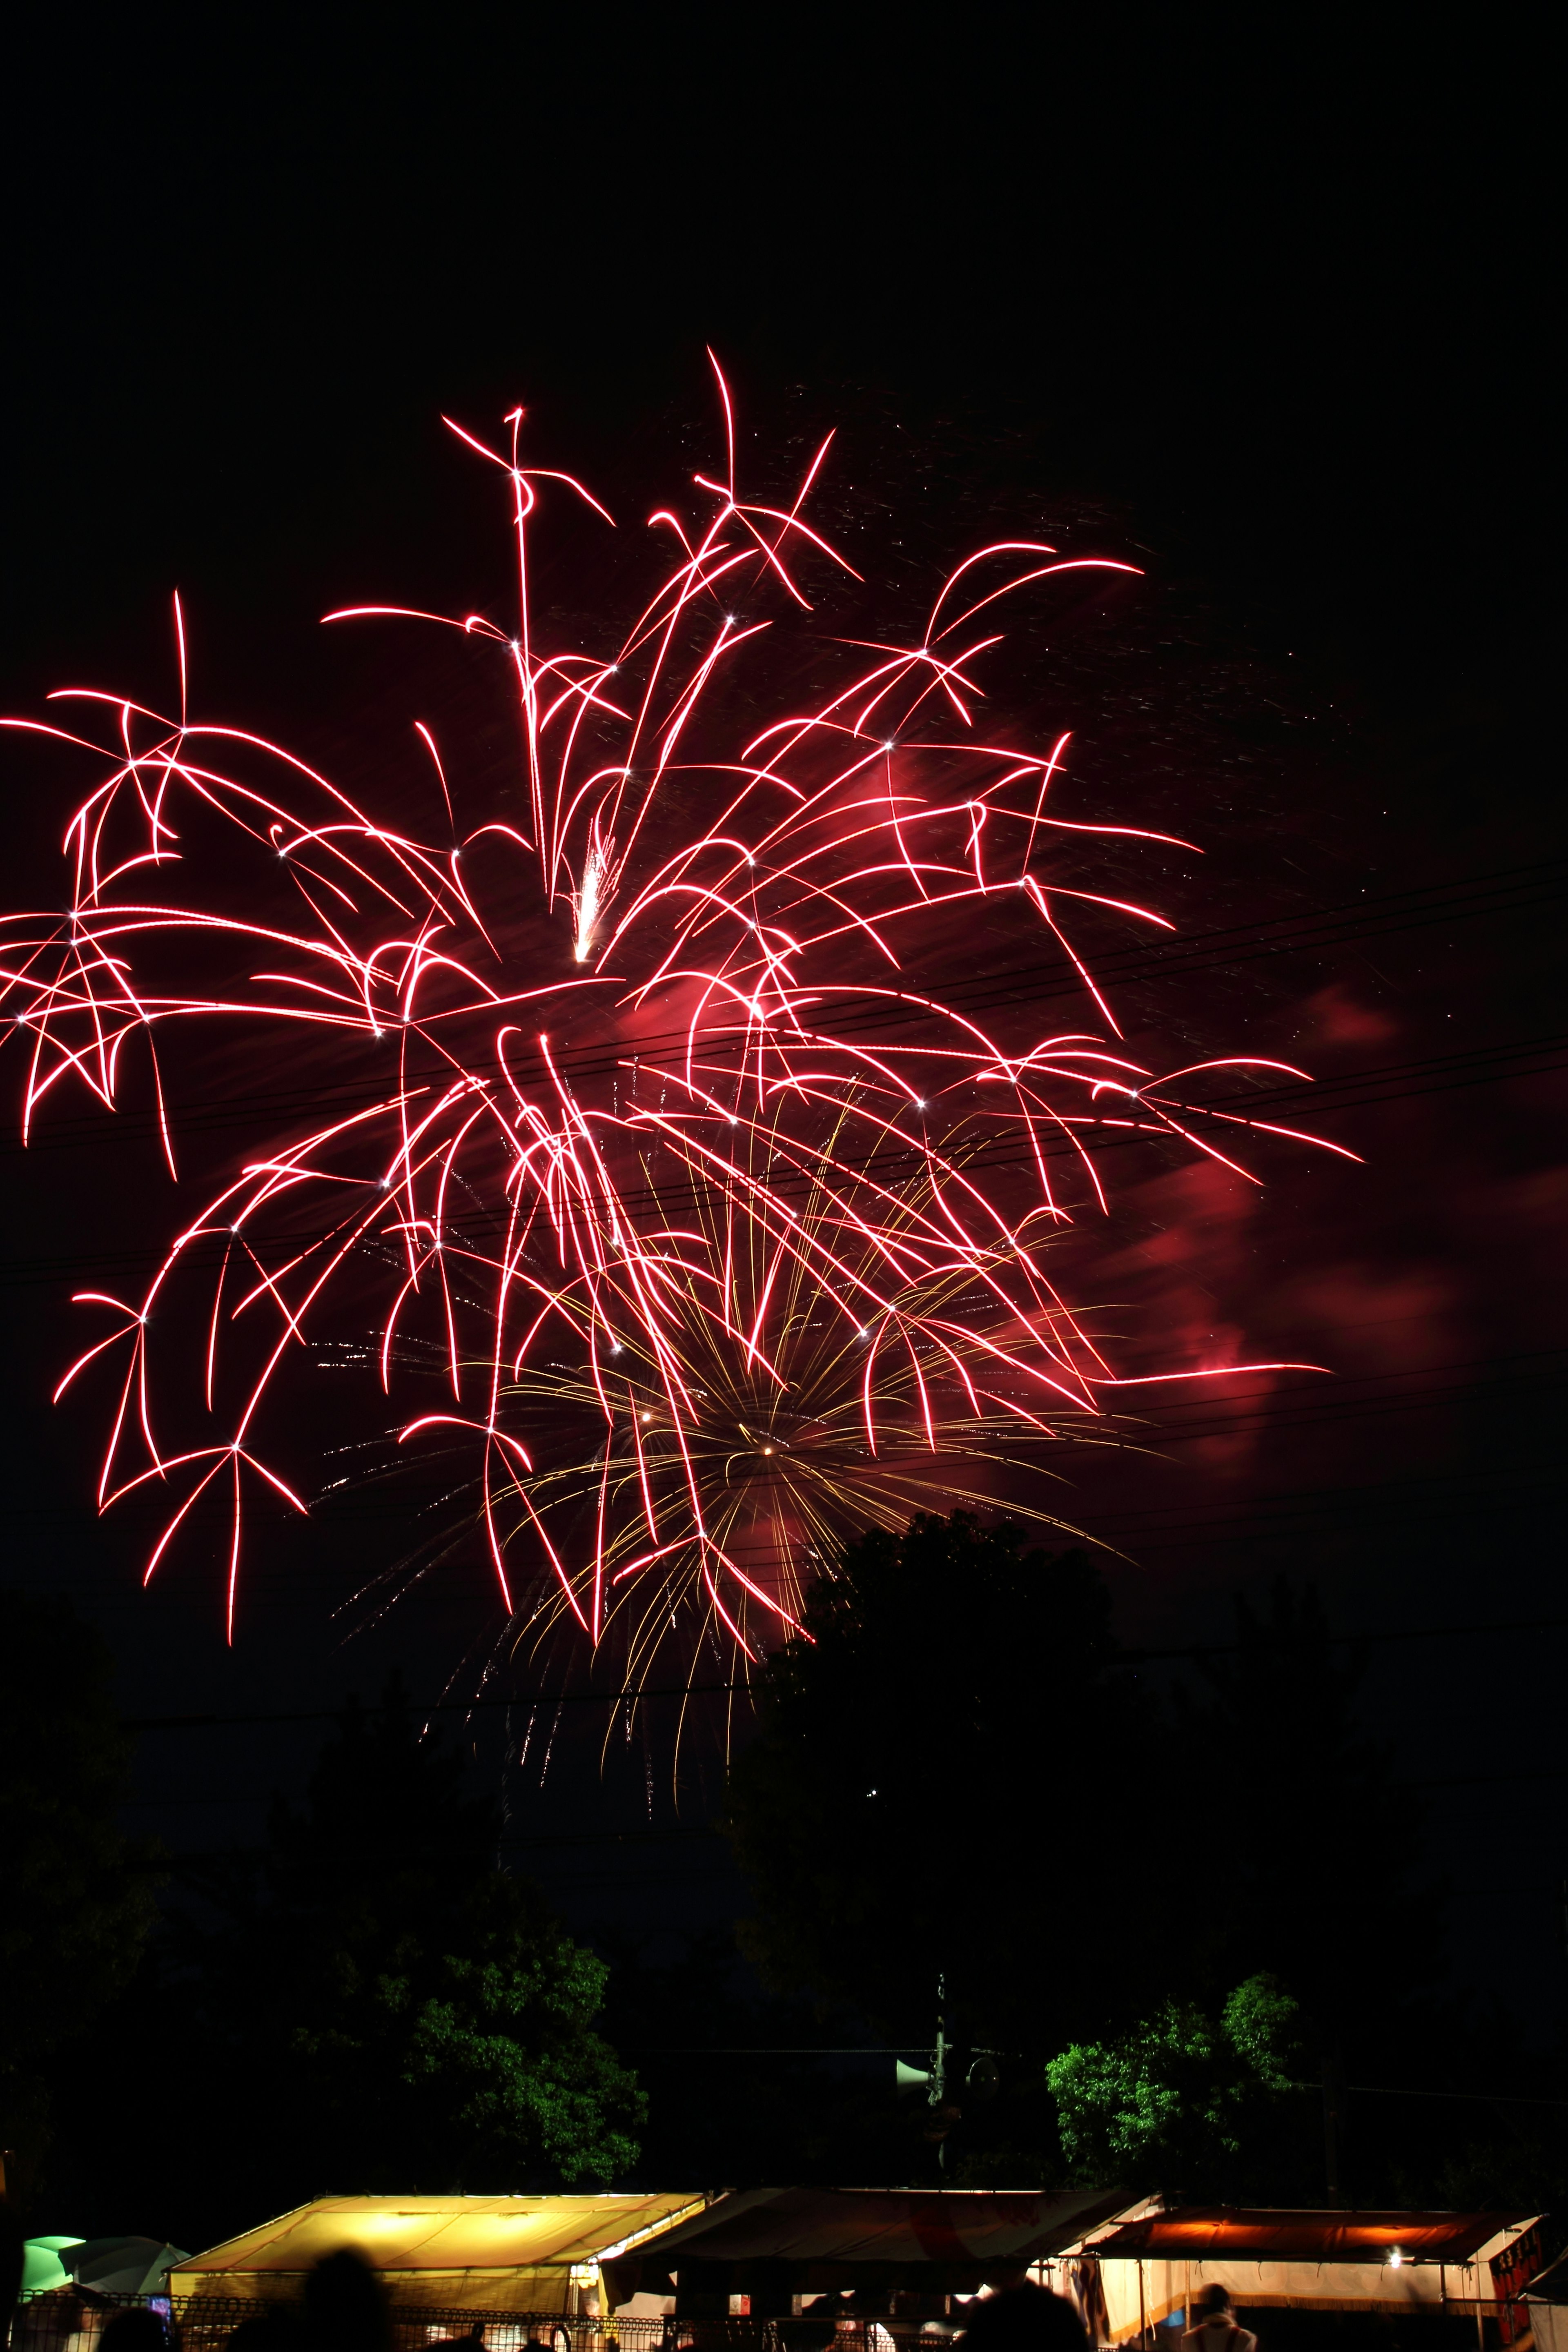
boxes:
[1,23,1560,2027]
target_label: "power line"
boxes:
[71,1428,1566,1548]
[130,1749,1568,1853]
[1,855,1560,1173]
[0,1028,1561,1294]
[1073,1464,1566,1543]
[1342,2082,1568,2112]
[117,1604,1568,1733]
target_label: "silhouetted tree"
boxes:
[54,1682,641,2247]
[1174,1577,1445,2054]
[0,1588,156,2208]
[723,1512,1163,2065]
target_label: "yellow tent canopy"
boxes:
[169,2193,708,2312]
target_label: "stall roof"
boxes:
[1526,2253,1568,2306]
[170,2195,705,2292]
[1086,2209,1535,2266]
[615,2187,1137,2284]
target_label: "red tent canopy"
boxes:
[1087,2209,1535,2266]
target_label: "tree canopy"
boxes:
[723,1512,1164,2063]
[1174,1577,1446,2059]
[52,1684,641,2247]
[1047,1974,1305,2195]
[0,1587,156,2200]
[722,1523,1472,2196]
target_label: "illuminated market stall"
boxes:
[601,2187,1141,2315]
[1040,2206,1546,2346]
[167,2195,706,2314]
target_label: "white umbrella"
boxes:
[67,2242,189,2297]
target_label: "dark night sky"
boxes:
[1,20,1561,2024]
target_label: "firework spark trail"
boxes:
[0,360,1346,1655]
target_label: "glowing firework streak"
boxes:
[0,360,1349,1649]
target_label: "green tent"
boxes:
[20,2239,84,2299]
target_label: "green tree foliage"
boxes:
[0,1588,156,2201]
[1047,1975,1303,2193]
[723,1512,1163,2063]
[721,1531,1477,2199]
[238,1688,642,2194]
[53,1685,641,2246]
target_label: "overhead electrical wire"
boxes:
[0,856,1559,1176]
[0,1030,1561,1297]
[119,1601,1568,1734]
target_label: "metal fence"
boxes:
[9,2301,960,2352]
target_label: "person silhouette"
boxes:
[957,2284,1088,2352]
[99,2315,169,2352]
[224,2314,300,2352]
[1182,2285,1256,2352]
[302,2250,392,2352]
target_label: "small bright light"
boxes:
[858,1329,869,1340]
[640,1412,650,1423]
[1388,2251,1404,2270]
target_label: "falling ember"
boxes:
[0,358,1348,1659]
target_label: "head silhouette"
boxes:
[100,2316,169,2352]
[303,2250,391,2352]
[959,2285,1089,2352]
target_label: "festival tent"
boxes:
[1044,2207,1546,2346]
[18,2241,187,2301]
[1523,2249,1568,2352]
[602,2187,1143,2313]
[168,2195,706,2313]
[68,2242,189,2297]
[18,2245,83,2301]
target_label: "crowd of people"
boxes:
[52,2257,1259,2352]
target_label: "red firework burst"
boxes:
[0,360,1345,1658]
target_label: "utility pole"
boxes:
[930,1976,949,2108]
[931,1974,950,2168]
[893,1976,1001,2168]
